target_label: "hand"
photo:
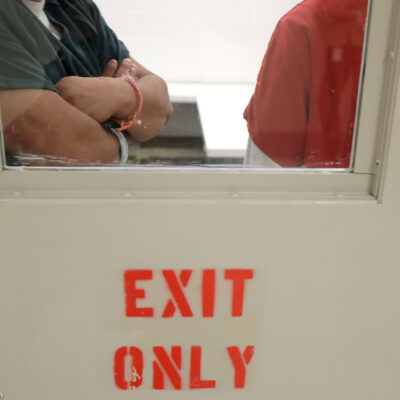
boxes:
[56,76,123,123]
[102,58,138,79]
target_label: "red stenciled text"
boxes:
[124,269,254,318]
[115,268,256,391]
[114,345,255,390]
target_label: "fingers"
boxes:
[102,59,118,77]
[102,58,137,79]
[115,58,137,78]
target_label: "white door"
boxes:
[0,1,399,399]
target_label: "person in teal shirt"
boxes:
[0,0,173,165]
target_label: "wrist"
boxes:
[112,78,139,120]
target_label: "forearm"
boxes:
[56,58,173,144]
[6,118,119,166]
[56,74,173,143]
[2,89,120,166]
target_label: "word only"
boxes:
[114,345,255,390]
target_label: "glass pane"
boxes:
[0,0,369,169]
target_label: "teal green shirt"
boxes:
[0,0,130,92]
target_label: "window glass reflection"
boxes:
[0,0,369,169]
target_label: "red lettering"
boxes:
[227,346,255,388]
[190,346,216,389]
[202,269,216,317]
[114,347,144,390]
[153,346,182,390]
[162,270,193,318]
[224,269,254,317]
[124,270,153,317]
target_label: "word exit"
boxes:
[124,269,255,318]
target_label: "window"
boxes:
[0,0,398,201]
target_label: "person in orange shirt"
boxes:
[244,0,369,168]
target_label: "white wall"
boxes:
[96,0,300,83]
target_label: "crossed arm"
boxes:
[0,57,173,166]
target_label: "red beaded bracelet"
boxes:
[113,73,143,132]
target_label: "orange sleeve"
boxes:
[244,16,311,167]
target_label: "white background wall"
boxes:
[96,0,300,83]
